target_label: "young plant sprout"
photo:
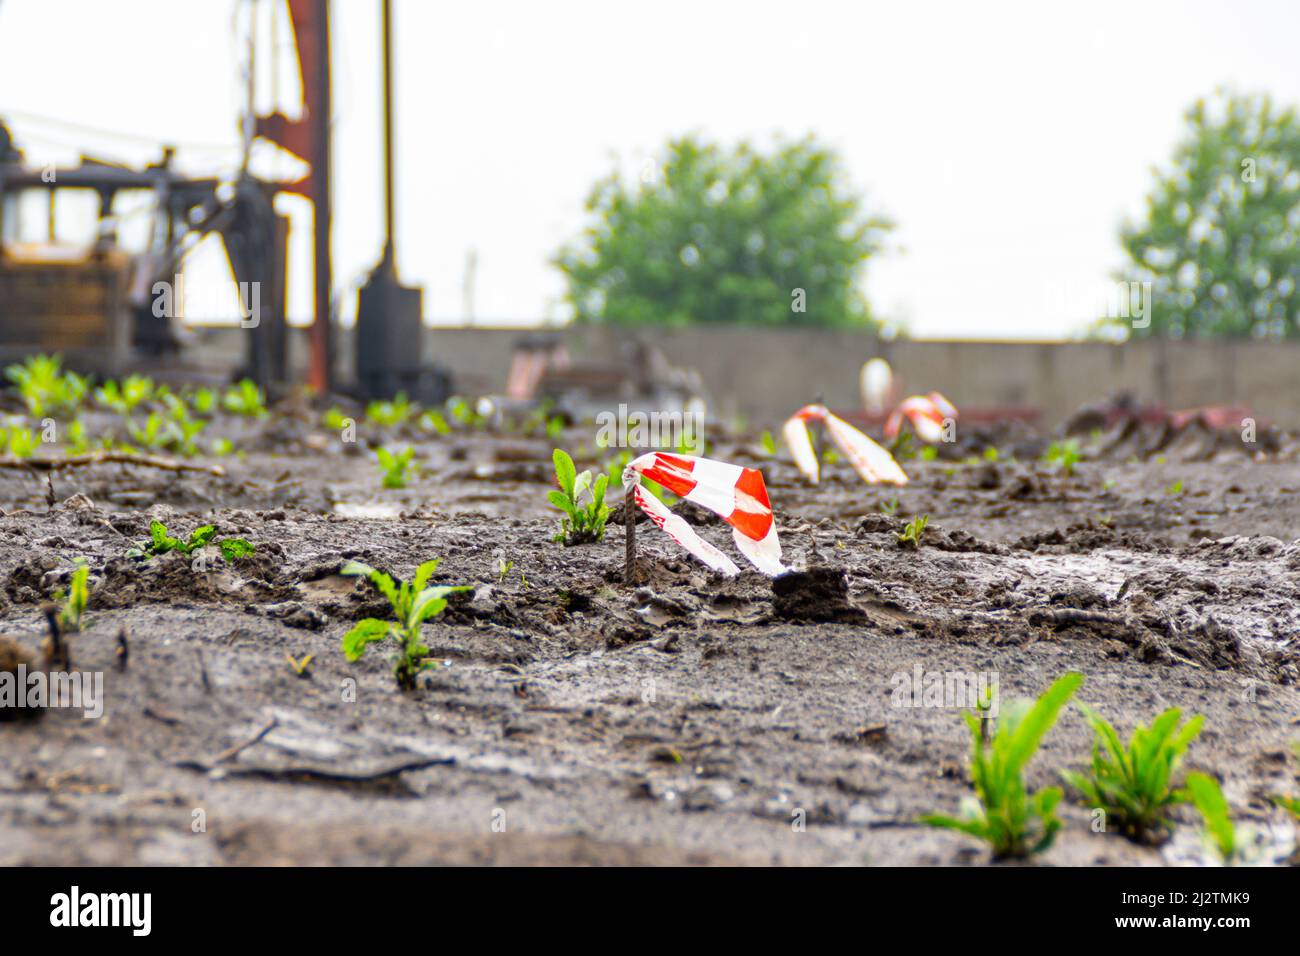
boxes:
[340,559,470,690]
[376,447,416,488]
[895,515,928,548]
[0,426,38,459]
[1044,438,1081,475]
[53,559,91,633]
[222,379,268,418]
[5,354,90,417]
[366,392,414,427]
[1185,772,1242,863]
[549,449,611,545]
[127,520,254,561]
[622,451,785,577]
[783,403,907,486]
[883,392,958,444]
[1061,706,1204,843]
[95,375,156,415]
[922,671,1083,860]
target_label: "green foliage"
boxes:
[127,520,253,561]
[1062,706,1204,842]
[0,425,38,458]
[1166,479,1185,497]
[54,559,91,633]
[1185,772,1240,862]
[94,375,156,415]
[879,495,900,516]
[555,134,893,328]
[5,354,89,417]
[447,396,487,429]
[376,447,416,488]
[366,392,413,427]
[1044,438,1081,475]
[549,449,610,545]
[188,386,217,416]
[421,409,451,435]
[340,559,470,690]
[759,429,777,456]
[1112,90,1300,340]
[222,379,267,418]
[895,514,928,549]
[922,672,1084,859]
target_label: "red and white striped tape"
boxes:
[883,392,957,444]
[623,452,786,577]
[783,404,908,486]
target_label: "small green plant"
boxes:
[0,426,38,458]
[323,407,351,431]
[5,354,89,417]
[376,447,416,488]
[340,559,470,690]
[922,672,1084,859]
[285,652,314,677]
[889,432,917,461]
[94,375,155,415]
[53,559,91,633]
[880,495,900,516]
[549,449,610,545]
[759,429,777,456]
[982,446,1000,462]
[895,514,929,549]
[1166,479,1185,497]
[497,558,513,583]
[366,392,414,427]
[188,386,217,416]
[1044,438,1081,475]
[1061,706,1204,843]
[127,520,254,561]
[919,445,939,462]
[421,409,451,435]
[222,379,267,418]
[447,396,487,429]
[1185,772,1241,863]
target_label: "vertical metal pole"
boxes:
[309,0,334,392]
[624,485,637,584]
[380,0,396,276]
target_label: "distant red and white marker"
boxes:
[884,392,958,444]
[622,452,786,577]
[783,404,908,486]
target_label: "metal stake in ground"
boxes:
[624,486,637,584]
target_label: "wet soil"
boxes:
[2,412,1299,865]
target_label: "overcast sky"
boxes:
[3,0,1299,339]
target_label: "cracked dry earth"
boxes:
[1,438,1299,865]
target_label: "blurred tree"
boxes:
[555,135,893,328]
[1114,90,1300,339]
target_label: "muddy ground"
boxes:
[1,408,1299,866]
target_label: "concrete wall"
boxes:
[193,324,1300,427]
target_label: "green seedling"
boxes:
[549,449,610,545]
[285,652,313,677]
[1185,772,1241,863]
[222,379,267,418]
[162,394,206,456]
[497,558,514,583]
[421,409,451,435]
[889,432,917,461]
[53,559,91,633]
[1061,706,1204,843]
[1044,438,1081,475]
[340,559,470,690]
[1166,479,1185,497]
[366,392,414,427]
[127,520,254,562]
[95,375,155,415]
[920,445,939,462]
[210,437,235,457]
[376,447,416,488]
[759,429,777,456]
[447,396,487,429]
[0,426,38,458]
[65,419,91,455]
[896,515,929,549]
[126,412,170,451]
[983,446,1000,462]
[323,407,351,431]
[880,495,900,516]
[922,671,1084,859]
[5,354,89,417]
[187,386,216,416]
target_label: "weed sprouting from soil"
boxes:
[1185,773,1242,863]
[922,672,1084,859]
[1044,438,1081,475]
[1061,705,1204,843]
[340,559,470,691]
[53,559,91,633]
[376,447,416,488]
[222,379,268,418]
[895,515,928,548]
[127,520,254,562]
[549,449,610,545]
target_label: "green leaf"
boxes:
[219,538,255,561]
[553,449,577,498]
[341,618,393,661]
[1003,672,1084,776]
[1186,772,1235,859]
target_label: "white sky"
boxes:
[2,0,1298,339]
